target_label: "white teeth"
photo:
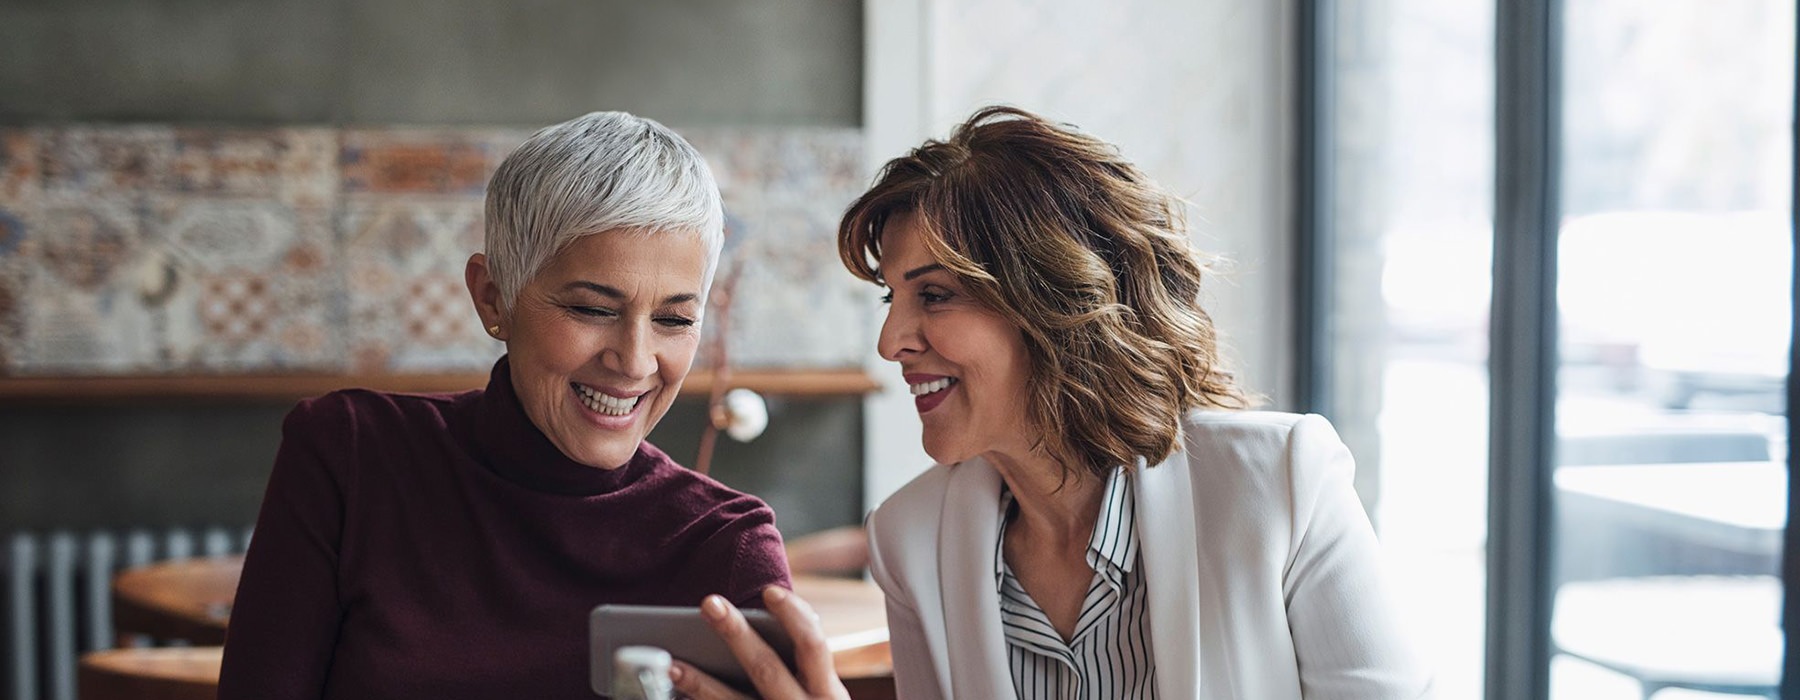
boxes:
[572,383,640,416]
[909,377,957,396]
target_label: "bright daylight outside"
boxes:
[1550,1,1791,698]
[1328,2,1794,699]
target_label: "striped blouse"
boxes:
[995,466,1158,699]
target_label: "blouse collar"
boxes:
[993,464,1141,587]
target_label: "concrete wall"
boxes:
[0,0,862,127]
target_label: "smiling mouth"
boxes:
[909,377,958,396]
[571,383,642,416]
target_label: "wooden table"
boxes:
[83,565,891,698]
[112,556,240,644]
[793,575,892,684]
[79,647,223,700]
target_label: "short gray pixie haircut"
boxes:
[483,111,724,310]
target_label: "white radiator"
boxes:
[3,527,251,700]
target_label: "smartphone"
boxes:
[589,604,798,696]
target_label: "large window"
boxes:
[1550,2,1793,698]
[1315,2,1495,697]
[1308,1,1795,698]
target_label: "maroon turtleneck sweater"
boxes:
[218,357,790,699]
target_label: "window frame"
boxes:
[1294,2,1800,698]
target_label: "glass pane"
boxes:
[1327,2,1494,697]
[1551,2,1794,699]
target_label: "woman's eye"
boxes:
[655,316,697,328]
[921,288,953,304]
[569,306,616,318]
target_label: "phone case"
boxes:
[589,604,798,696]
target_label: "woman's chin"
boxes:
[567,441,637,470]
[550,422,642,469]
[920,439,968,468]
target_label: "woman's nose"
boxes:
[604,322,656,380]
[877,303,923,362]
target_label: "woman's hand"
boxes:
[669,586,849,700]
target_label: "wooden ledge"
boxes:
[0,369,880,403]
[79,647,223,700]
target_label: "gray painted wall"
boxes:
[0,397,864,540]
[0,0,862,126]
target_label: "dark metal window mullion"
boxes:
[1487,0,1562,698]
[1293,0,1333,417]
[1296,0,1339,417]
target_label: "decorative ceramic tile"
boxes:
[0,128,47,206]
[0,256,25,371]
[696,130,869,368]
[339,196,499,372]
[725,200,874,368]
[177,269,334,371]
[765,130,867,202]
[144,197,340,371]
[152,196,300,270]
[682,129,767,199]
[171,128,338,209]
[0,194,148,372]
[37,126,176,198]
[163,201,338,370]
[17,280,150,373]
[0,198,38,372]
[340,130,525,196]
[2,124,869,376]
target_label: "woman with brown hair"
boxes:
[674,106,1431,699]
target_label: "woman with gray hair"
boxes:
[218,112,791,699]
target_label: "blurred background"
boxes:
[0,1,1792,699]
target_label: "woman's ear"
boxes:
[465,253,507,340]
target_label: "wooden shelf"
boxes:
[0,369,880,403]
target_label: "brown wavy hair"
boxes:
[839,106,1250,481]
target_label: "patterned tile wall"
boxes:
[0,125,872,375]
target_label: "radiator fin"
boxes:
[4,527,252,700]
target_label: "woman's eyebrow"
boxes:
[902,263,946,281]
[560,281,698,306]
[561,281,626,298]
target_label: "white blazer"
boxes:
[866,411,1434,699]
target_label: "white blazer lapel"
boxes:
[1136,449,1204,697]
[934,457,1014,697]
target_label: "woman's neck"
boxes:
[985,449,1104,548]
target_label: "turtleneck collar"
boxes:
[462,355,658,497]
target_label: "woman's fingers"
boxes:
[699,594,809,699]
[760,586,847,696]
[668,660,752,700]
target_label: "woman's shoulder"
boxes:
[285,387,468,434]
[271,389,471,481]
[1181,409,1341,446]
[863,462,961,601]
[867,462,957,533]
[1176,410,1350,478]
[633,442,778,520]
[1182,408,1308,431]
[865,462,965,565]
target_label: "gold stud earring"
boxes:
[486,324,502,338]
